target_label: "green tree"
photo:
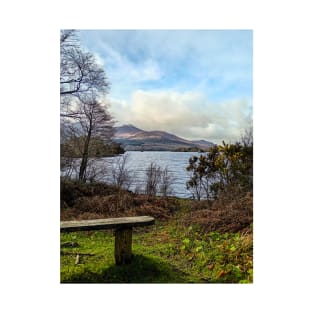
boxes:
[186,140,253,200]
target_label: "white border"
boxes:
[2,1,313,312]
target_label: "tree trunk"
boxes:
[79,128,92,181]
[78,156,88,181]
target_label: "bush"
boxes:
[186,141,253,200]
[60,178,118,207]
[182,192,253,233]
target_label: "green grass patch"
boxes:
[61,221,253,283]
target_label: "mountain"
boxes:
[190,140,216,150]
[113,124,215,151]
[114,124,144,139]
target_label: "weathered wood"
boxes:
[60,216,155,265]
[114,227,133,265]
[60,216,155,233]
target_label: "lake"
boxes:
[66,151,203,198]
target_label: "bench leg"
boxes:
[114,227,132,265]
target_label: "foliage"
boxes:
[182,192,253,233]
[61,179,252,232]
[61,222,253,283]
[60,179,253,283]
[174,147,205,152]
[172,226,253,283]
[186,141,253,200]
[60,177,119,208]
[61,137,124,158]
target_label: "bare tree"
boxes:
[142,163,175,197]
[110,154,132,211]
[111,154,132,190]
[60,30,109,116]
[60,30,109,96]
[145,163,161,196]
[159,166,175,197]
[60,157,76,179]
[60,30,77,46]
[241,125,253,147]
[84,158,108,182]
[134,184,144,195]
[62,95,114,182]
[60,30,115,184]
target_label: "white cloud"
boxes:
[79,30,252,103]
[96,42,162,82]
[109,90,252,144]
[139,59,162,81]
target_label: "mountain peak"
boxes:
[120,124,142,131]
[114,124,215,151]
[114,124,143,139]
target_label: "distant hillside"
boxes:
[114,124,143,138]
[113,124,215,151]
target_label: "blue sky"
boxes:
[79,30,252,143]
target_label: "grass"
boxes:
[60,180,253,283]
[61,220,253,283]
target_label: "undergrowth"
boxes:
[60,179,253,283]
[61,221,253,283]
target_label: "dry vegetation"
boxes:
[182,192,253,234]
[60,178,253,283]
[61,178,252,234]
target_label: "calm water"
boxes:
[66,151,202,198]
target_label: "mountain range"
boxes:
[113,124,215,151]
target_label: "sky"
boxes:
[79,30,253,143]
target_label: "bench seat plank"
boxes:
[60,216,155,233]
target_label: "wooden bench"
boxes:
[60,216,155,265]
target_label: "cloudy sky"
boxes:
[79,30,252,143]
